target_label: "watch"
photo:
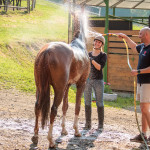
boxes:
[137,70,141,74]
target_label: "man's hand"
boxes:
[116,33,127,39]
[131,69,138,76]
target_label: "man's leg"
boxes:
[130,84,148,142]
[130,103,148,142]
[141,103,150,131]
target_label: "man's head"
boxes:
[139,27,150,45]
[93,35,105,50]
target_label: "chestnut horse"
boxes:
[31,9,90,148]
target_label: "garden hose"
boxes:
[103,33,149,149]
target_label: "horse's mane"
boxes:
[70,10,88,53]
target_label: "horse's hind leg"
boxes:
[61,84,70,135]
[31,90,40,145]
[47,89,65,148]
[74,82,86,137]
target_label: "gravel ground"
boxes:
[0,89,147,150]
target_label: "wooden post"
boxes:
[5,0,8,12]
[0,0,2,8]
[31,0,35,11]
[27,0,30,13]
[149,15,150,28]
[13,0,14,11]
[34,0,36,8]
[113,7,115,16]
[104,0,109,83]
[31,0,36,9]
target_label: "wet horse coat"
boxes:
[32,10,90,148]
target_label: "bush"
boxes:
[104,82,113,94]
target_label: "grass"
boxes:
[104,96,140,108]
[0,43,35,92]
[69,85,138,109]
[0,0,139,108]
[0,0,68,92]
[0,0,68,44]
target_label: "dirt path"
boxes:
[0,89,146,150]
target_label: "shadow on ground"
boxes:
[55,129,102,150]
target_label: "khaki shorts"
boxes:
[136,83,150,103]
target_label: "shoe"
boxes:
[130,133,147,143]
[147,136,150,144]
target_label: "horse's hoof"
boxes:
[61,130,68,135]
[49,144,56,149]
[75,133,81,137]
[31,136,38,145]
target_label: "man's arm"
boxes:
[131,67,150,76]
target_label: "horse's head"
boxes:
[70,7,89,53]
[72,8,88,41]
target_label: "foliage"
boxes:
[133,23,146,30]
[104,82,113,94]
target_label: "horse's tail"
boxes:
[34,49,51,129]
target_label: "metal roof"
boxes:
[69,0,150,10]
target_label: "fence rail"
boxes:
[0,0,36,13]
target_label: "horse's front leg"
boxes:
[61,85,70,135]
[31,91,40,145]
[73,83,85,137]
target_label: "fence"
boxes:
[0,0,36,13]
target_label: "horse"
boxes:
[31,8,90,148]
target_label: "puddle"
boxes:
[0,118,131,143]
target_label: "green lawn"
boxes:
[0,0,68,44]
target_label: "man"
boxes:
[118,27,150,142]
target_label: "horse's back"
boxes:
[35,42,74,88]
[35,42,74,66]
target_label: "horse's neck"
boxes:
[73,14,86,41]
